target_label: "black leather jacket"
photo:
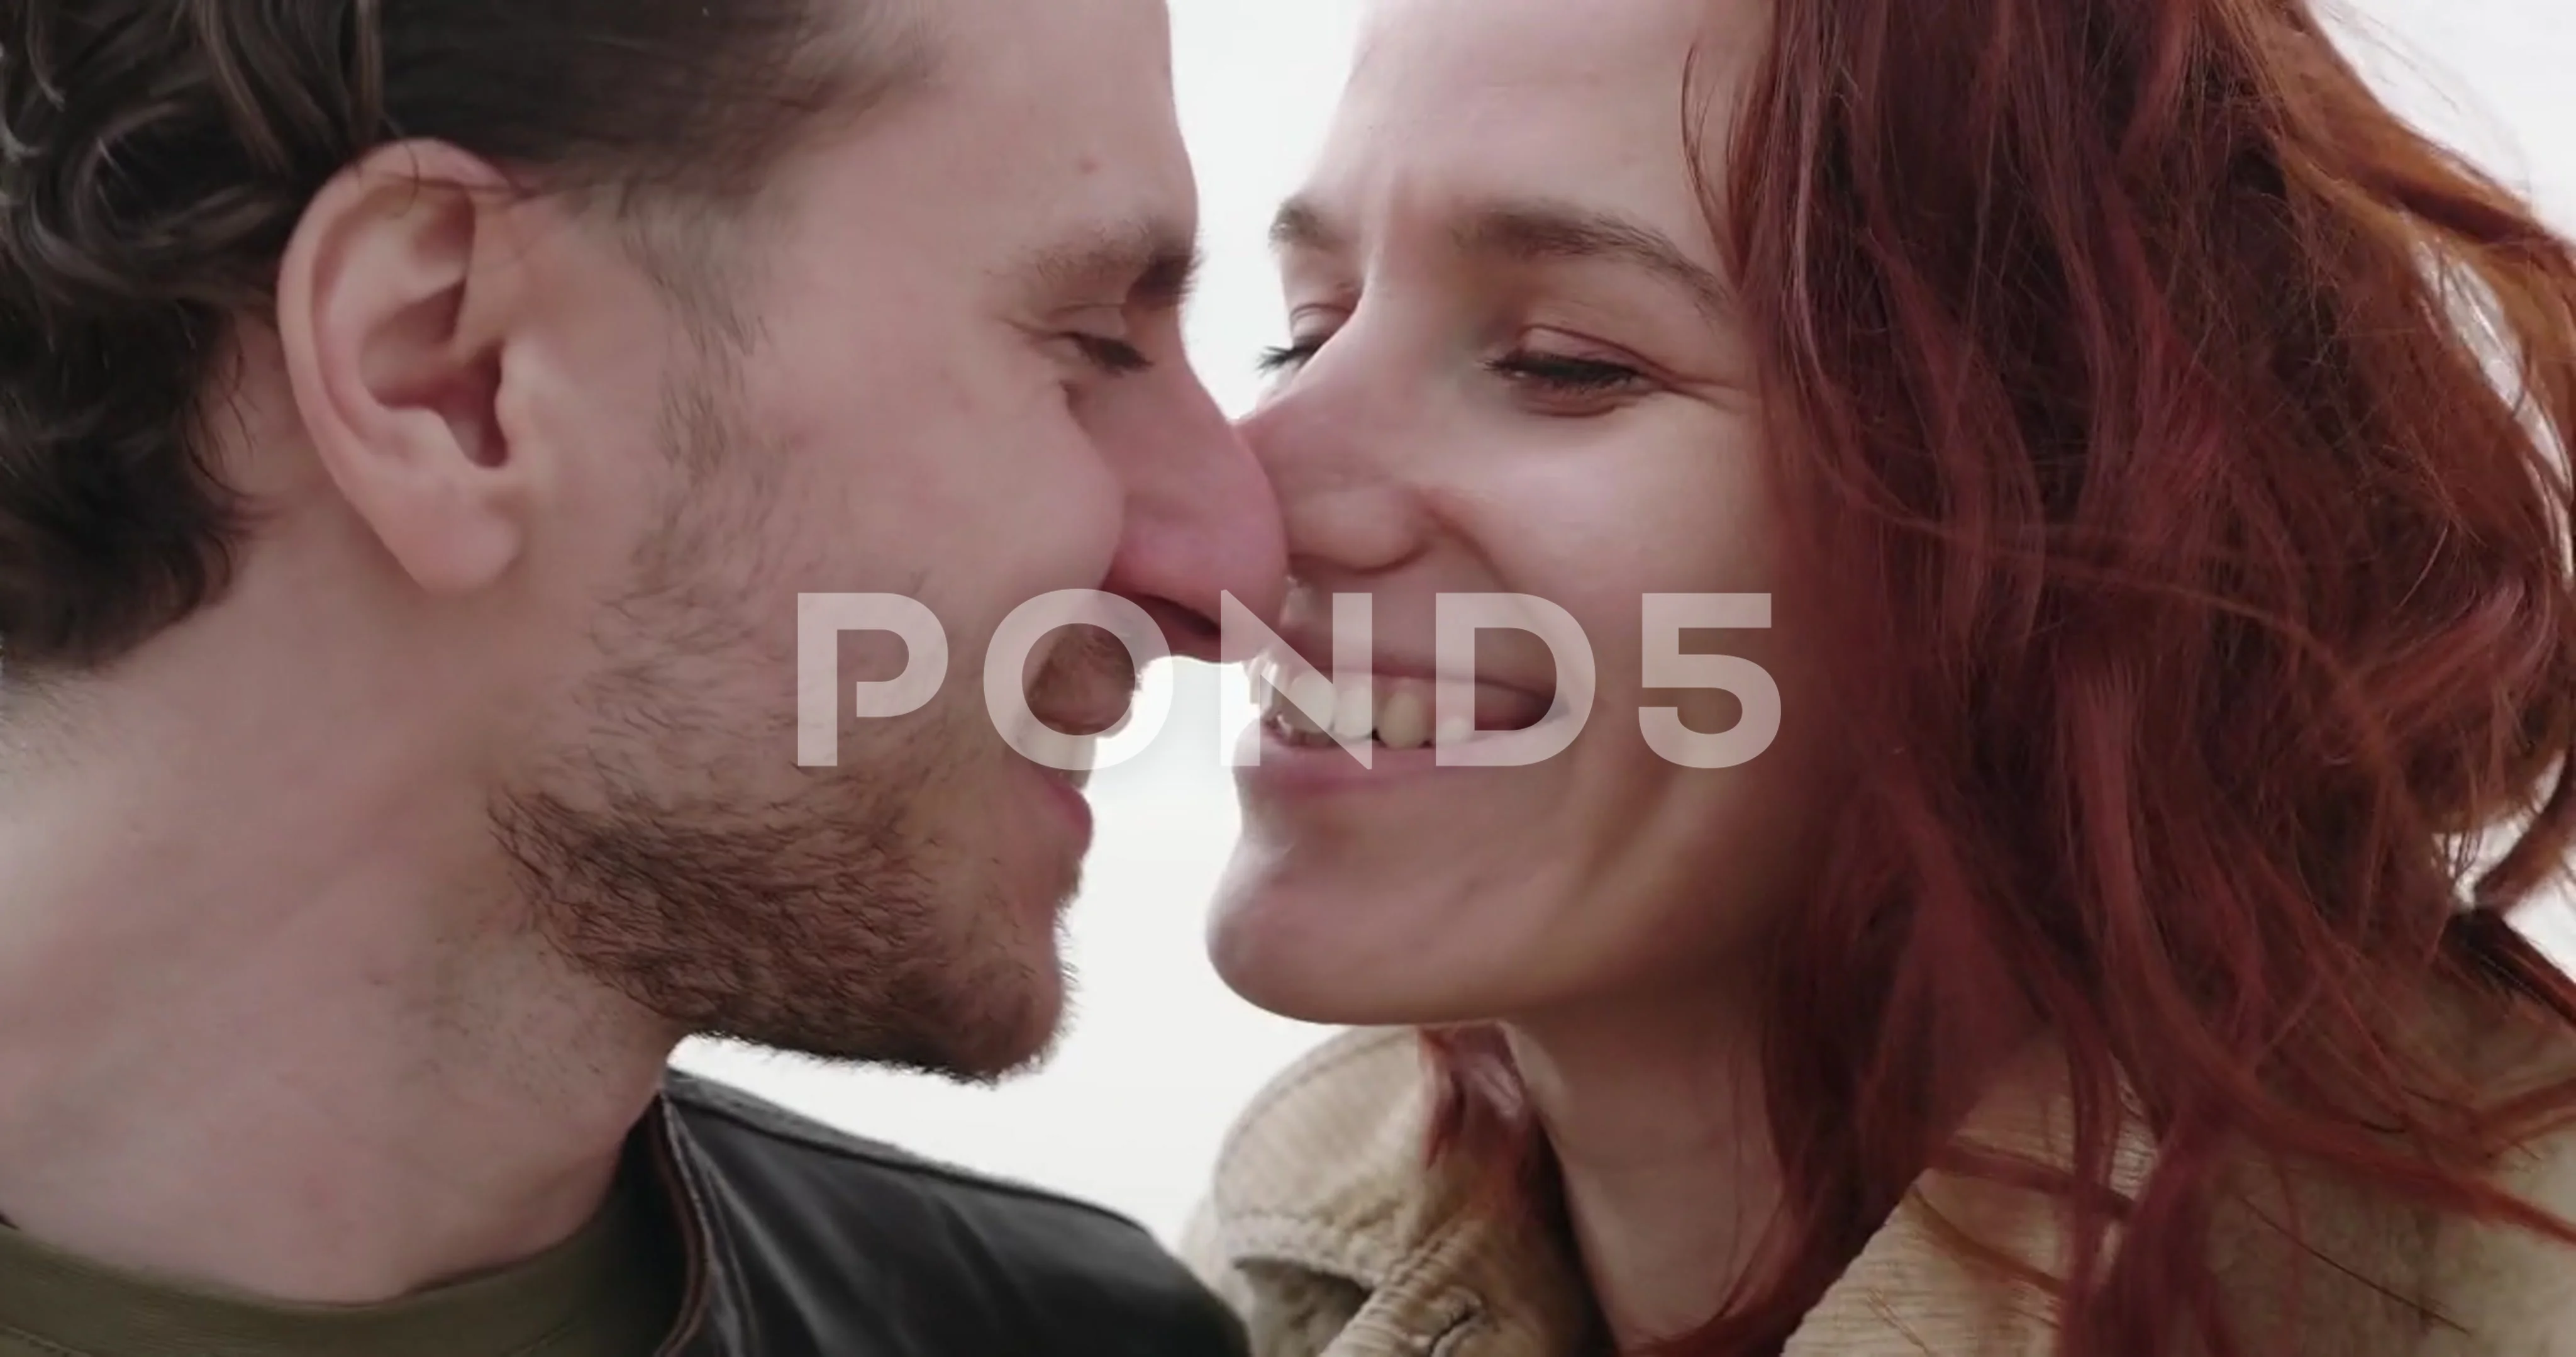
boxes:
[647,1070,1248,1356]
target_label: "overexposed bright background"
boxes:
[676,0,2576,1244]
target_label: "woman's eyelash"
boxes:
[1256,340,1323,374]
[1486,352,1645,392]
[1255,342,1645,395]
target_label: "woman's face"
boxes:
[1210,0,1841,1027]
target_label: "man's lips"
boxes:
[1026,757,1095,851]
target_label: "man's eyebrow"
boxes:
[1023,218,1204,310]
[1455,199,1733,319]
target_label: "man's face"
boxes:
[484,0,1281,1079]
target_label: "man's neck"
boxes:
[0,651,677,1305]
[1506,981,1781,1353]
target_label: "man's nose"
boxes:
[1096,366,1289,662]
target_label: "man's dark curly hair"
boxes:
[0,0,920,673]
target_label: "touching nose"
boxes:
[1094,365,1289,662]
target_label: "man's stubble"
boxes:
[490,363,1079,1083]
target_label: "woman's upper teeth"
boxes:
[1375,686,1435,750]
[1258,663,1532,750]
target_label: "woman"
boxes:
[1180,1,2576,1354]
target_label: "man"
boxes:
[0,0,1280,1353]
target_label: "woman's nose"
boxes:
[1236,364,1427,583]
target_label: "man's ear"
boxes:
[274,141,534,596]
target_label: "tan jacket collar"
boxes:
[1184,1028,1599,1356]
[1187,1022,2576,1357]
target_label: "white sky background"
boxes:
[674,0,2576,1245]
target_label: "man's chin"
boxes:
[921,969,1071,1086]
[715,956,1071,1085]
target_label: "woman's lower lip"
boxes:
[1234,725,1448,799]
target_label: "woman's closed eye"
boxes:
[1255,340,1650,394]
[1484,334,1655,417]
[1258,301,1348,377]
[1257,337,1325,376]
[1486,349,1645,394]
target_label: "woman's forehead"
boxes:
[1348,0,1768,104]
[1314,0,1770,237]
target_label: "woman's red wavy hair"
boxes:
[1424,3,2576,1354]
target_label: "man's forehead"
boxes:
[894,0,1192,193]
[920,0,1176,94]
[782,0,1197,299]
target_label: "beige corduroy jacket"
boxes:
[1180,1024,2576,1357]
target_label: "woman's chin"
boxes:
[1208,851,1506,1029]
[1207,871,1370,1023]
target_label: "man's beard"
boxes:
[491,706,1071,1083]
[486,371,1082,1083]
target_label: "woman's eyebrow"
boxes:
[1269,195,1346,255]
[1269,193,1733,323]
[1453,198,1733,320]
